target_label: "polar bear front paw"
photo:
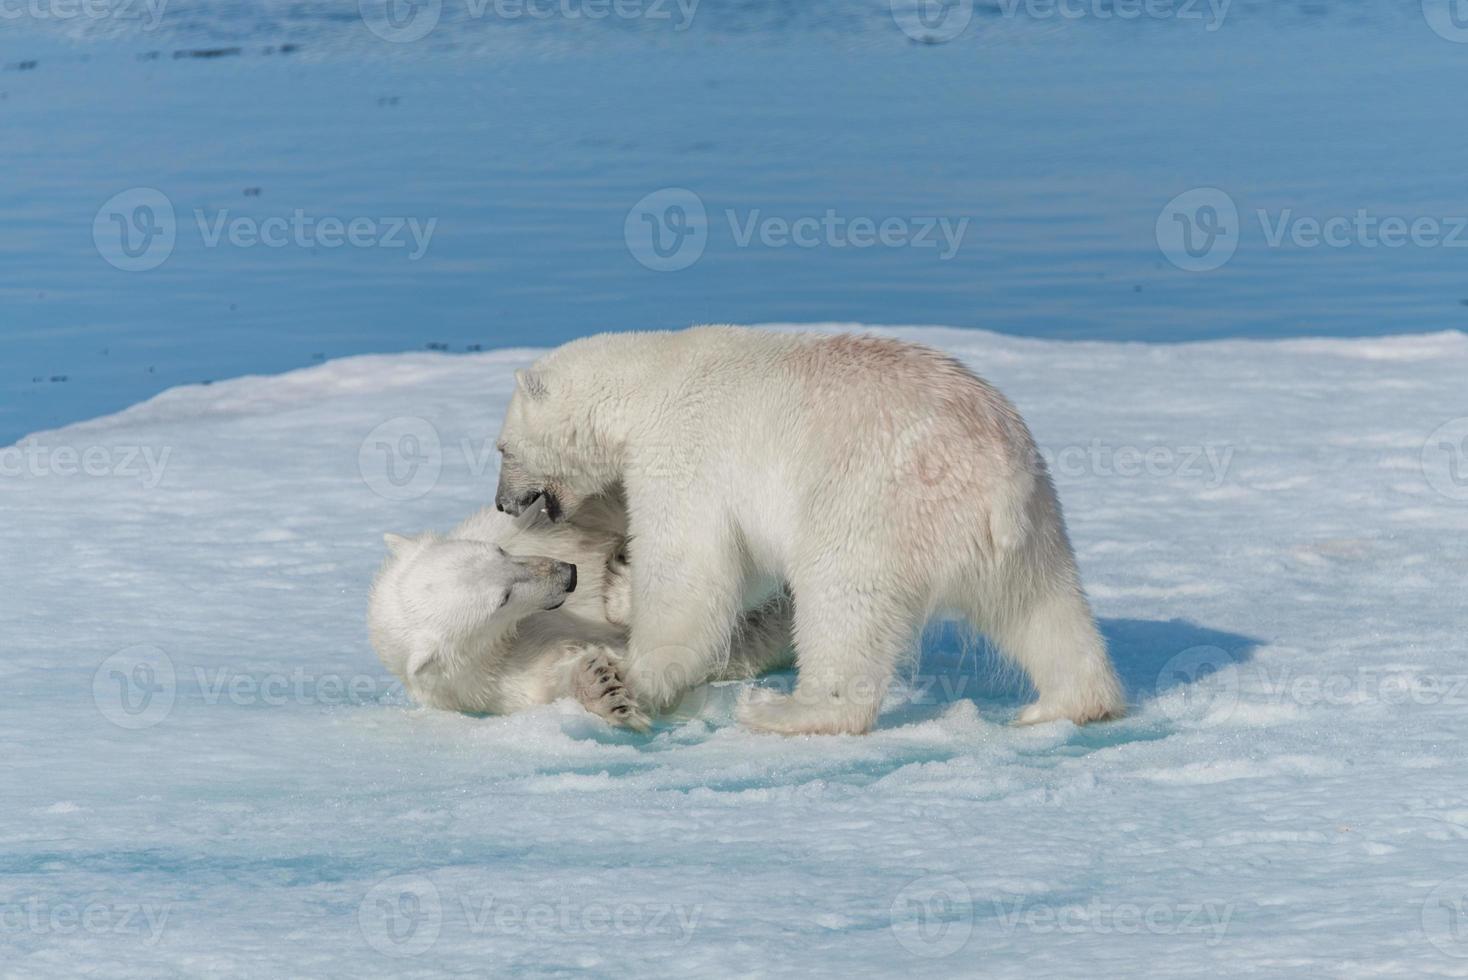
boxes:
[1014,696,1125,727]
[572,648,651,732]
[735,686,876,736]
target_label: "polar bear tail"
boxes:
[986,451,1036,556]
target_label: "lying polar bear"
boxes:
[493,326,1125,736]
[368,494,793,729]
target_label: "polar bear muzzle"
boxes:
[495,485,564,523]
[494,452,565,522]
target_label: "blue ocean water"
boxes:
[4,1,1466,443]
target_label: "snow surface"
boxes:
[4,325,1468,977]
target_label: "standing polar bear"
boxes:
[494,326,1124,736]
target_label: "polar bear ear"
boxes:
[383,532,415,556]
[514,368,548,401]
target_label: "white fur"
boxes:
[494,326,1125,735]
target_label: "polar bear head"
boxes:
[368,531,577,704]
[494,363,625,522]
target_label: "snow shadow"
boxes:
[878,617,1260,729]
[1100,617,1261,708]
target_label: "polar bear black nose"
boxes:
[564,564,577,593]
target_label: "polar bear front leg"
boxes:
[621,525,746,711]
[737,572,920,736]
[608,539,792,681]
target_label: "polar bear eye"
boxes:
[497,587,512,608]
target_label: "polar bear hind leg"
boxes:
[958,516,1126,726]
[983,586,1125,725]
